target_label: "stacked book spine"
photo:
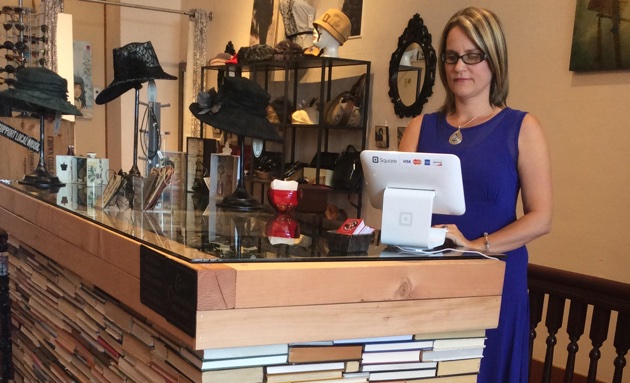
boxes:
[7,239,485,383]
[1,229,13,382]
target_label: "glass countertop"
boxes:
[1,180,491,264]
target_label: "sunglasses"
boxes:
[5,53,25,62]
[0,64,15,74]
[0,77,17,86]
[1,41,14,50]
[25,35,48,44]
[3,20,27,32]
[1,6,28,15]
[29,48,46,57]
[14,41,28,53]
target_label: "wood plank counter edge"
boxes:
[0,183,505,350]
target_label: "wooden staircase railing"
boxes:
[528,264,630,383]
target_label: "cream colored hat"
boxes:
[313,8,351,45]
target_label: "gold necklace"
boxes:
[449,114,481,145]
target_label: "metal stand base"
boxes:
[217,181,262,211]
[217,135,261,211]
[19,165,65,189]
[18,115,64,190]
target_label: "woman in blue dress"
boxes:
[399,7,553,383]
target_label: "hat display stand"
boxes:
[120,84,145,210]
[18,115,64,190]
[217,135,262,211]
[129,85,143,178]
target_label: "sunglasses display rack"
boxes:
[0,4,48,88]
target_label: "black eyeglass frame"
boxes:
[441,51,486,65]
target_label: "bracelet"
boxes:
[483,232,490,253]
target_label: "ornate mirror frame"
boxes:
[388,13,437,118]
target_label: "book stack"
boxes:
[5,241,271,383]
[5,239,486,383]
[342,335,437,381]
[415,329,486,381]
[0,231,12,382]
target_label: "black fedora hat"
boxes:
[0,67,82,116]
[189,76,282,142]
[95,41,176,105]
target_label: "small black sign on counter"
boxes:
[140,245,197,337]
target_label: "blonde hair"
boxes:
[438,7,509,114]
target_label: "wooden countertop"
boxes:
[0,182,504,350]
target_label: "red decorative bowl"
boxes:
[267,188,301,213]
[265,213,300,239]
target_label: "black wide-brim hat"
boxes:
[0,67,82,116]
[95,41,177,105]
[189,77,282,142]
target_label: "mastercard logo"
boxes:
[413,159,422,165]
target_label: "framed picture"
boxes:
[250,0,279,46]
[186,137,220,192]
[73,41,94,119]
[375,125,389,149]
[569,0,630,71]
[341,0,364,38]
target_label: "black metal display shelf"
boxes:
[200,56,371,218]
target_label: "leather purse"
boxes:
[323,74,366,127]
[331,145,362,191]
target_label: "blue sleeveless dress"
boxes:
[417,108,529,383]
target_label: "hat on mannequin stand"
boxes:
[95,41,177,105]
[189,76,283,210]
[310,8,351,58]
[0,67,82,188]
[189,76,282,142]
[0,67,82,117]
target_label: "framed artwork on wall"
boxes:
[569,0,630,71]
[341,0,363,38]
[73,41,94,119]
[375,125,389,148]
[250,0,279,46]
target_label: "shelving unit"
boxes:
[200,57,371,217]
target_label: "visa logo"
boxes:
[403,159,412,164]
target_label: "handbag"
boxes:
[323,74,367,127]
[332,145,363,191]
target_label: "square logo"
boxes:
[399,212,412,226]
[372,156,379,163]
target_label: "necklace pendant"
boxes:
[449,129,463,145]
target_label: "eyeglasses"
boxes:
[441,51,486,65]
